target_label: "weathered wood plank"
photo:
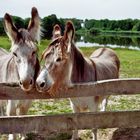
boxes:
[0,111,139,134]
[0,78,140,99]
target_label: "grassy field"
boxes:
[0,36,140,139]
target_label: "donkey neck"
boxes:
[71,44,96,83]
[0,53,19,83]
[6,54,19,83]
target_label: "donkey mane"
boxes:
[16,29,33,43]
[71,42,85,83]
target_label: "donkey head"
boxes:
[4,7,40,91]
[36,21,75,93]
[52,24,62,40]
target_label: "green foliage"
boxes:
[0,16,30,35]
[0,14,82,38]
[41,15,82,39]
[71,18,82,30]
[24,18,30,29]
[0,20,5,35]
[84,19,139,32]
[0,12,140,40]
[1,14,140,38]
[62,18,82,31]
[132,21,140,31]
[85,19,96,30]
[42,14,62,39]
[12,16,25,29]
[89,27,101,35]
[119,19,134,30]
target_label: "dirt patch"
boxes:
[111,128,140,140]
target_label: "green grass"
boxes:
[38,39,50,56]
[29,99,72,115]
[0,36,11,50]
[115,48,140,78]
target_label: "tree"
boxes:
[89,27,101,35]
[12,16,24,29]
[69,18,82,30]
[118,19,134,31]
[85,19,95,30]
[0,19,5,35]
[24,18,30,29]
[132,21,140,31]
[42,14,61,38]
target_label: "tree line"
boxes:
[85,19,140,35]
[0,15,82,38]
[1,15,140,38]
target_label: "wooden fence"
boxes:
[0,78,140,134]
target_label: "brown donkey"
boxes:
[36,21,120,140]
[0,7,41,140]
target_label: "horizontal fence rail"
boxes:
[0,78,139,134]
[0,78,140,99]
[0,111,139,134]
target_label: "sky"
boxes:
[0,0,140,20]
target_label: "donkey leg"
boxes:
[17,100,32,115]
[88,97,99,140]
[8,134,17,140]
[17,100,32,140]
[0,106,5,116]
[19,134,26,140]
[6,100,17,140]
[92,129,97,140]
[100,97,108,112]
[90,97,108,140]
[0,101,6,116]
[70,100,80,140]
[6,100,16,116]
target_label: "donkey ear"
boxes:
[52,24,61,40]
[63,21,75,52]
[28,7,41,43]
[4,13,18,42]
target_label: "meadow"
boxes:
[0,36,140,140]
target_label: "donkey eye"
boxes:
[13,52,17,57]
[32,51,36,56]
[56,57,61,62]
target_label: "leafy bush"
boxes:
[132,21,140,31]
[89,27,101,35]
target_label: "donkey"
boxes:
[0,7,41,140]
[36,21,120,140]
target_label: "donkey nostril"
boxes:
[40,82,45,88]
[30,79,33,85]
[19,81,22,85]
